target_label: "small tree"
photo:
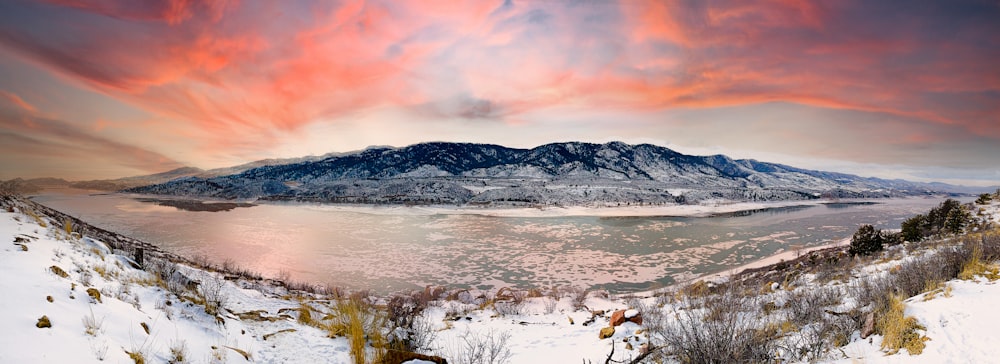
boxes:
[849,224,883,256]
[976,193,992,205]
[900,214,927,242]
[944,206,971,234]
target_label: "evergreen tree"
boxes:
[900,214,926,242]
[944,206,971,234]
[849,224,884,256]
[976,193,992,205]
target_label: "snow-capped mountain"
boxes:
[125,141,952,205]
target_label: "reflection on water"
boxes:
[31,191,957,294]
[707,205,817,218]
[134,198,256,212]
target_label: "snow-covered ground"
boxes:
[0,199,356,363]
[833,277,1000,364]
[2,195,999,363]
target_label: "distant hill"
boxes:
[124,141,968,206]
[70,167,205,191]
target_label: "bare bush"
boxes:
[408,315,438,352]
[976,232,1000,261]
[894,247,969,298]
[490,288,526,316]
[441,329,512,364]
[781,312,857,362]
[850,274,895,313]
[199,276,228,315]
[386,290,437,351]
[542,297,558,314]
[146,258,179,282]
[785,286,842,326]
[660,286,776,364]
[566,286,589,309]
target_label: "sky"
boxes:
[0,0,997,186]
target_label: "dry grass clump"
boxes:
[297,302,315,326]
[82,307,104,336]
[25,209,47,227]
[63,219,74,237]
[877,295,926,355]
[326,296,389,364]
[125,349,146,364]
[682,280,709,298]
[49,265,69,278]
[958,243,1000,281]
[87,287,102,303]
[167,339,187,364]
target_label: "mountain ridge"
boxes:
[123,141,973,206]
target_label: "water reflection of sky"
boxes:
[32,193,960,293]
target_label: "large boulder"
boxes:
[610,309,643,326]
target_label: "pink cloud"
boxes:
[0,90,36,112]
[0,0,995,161]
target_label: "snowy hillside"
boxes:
[126,141,950,206]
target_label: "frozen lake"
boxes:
[32,190,954,293]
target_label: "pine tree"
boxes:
[944,206,970,234]
[900,214,927,242]
[849,224,884,256]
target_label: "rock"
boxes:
[568,316,574,325]
[610,309,643,326]
[625,342,633,350]
[599,326,616,339]
[36,315,51,328]
[861,311,875,339]
[610,310,626,326]
[381,349,448,364]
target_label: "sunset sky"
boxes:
[0,0,997,186]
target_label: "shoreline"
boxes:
[696,237,850,284]
[29,187,899,218]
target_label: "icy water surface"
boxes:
[32,191,956,293]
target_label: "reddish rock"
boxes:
[610,309,626,326]
[610,309,643,327]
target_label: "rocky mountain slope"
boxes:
[125,141,950,206]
